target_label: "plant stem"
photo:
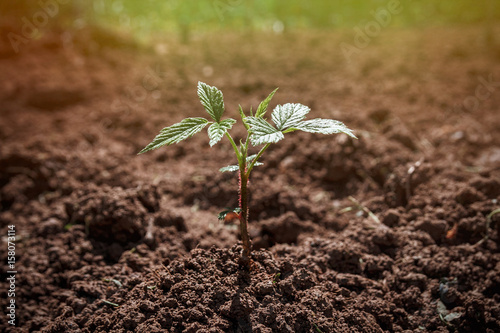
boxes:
[238,169,251,266]
[236,142,271,267]
[225,130,252,266]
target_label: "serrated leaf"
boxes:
[246,116,284,146]
[219,154,264,173]
[208,118,236,147]
[139,117,209,154]
[246,154,264,168]
[255,88,278,118]
[271,103,310,131]
[197,82,225,122]
[292,118,357,138]
[219,165,240,173]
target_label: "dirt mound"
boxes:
[1,26,500,332]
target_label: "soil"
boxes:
[1,25,500,332]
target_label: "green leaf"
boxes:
[246,116,284,146]
[290,119,357,138]
[246,154,264,166]
[208,118,236,147]
[238,105,246,120]
[219,154,263,173]
[271,103,310,131]
[255,88,278,118]
[197,81,225,122]
[139,117,209,154]
[239,105,250,130]
[219,165,240,173]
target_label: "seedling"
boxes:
[272,272,281,284]
[139,82,356,266]
[340,196,383,226]
[475,207,500,246]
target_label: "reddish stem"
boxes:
[238,169,252,266]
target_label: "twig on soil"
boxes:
[313,323,324,333]
[406,159,423,203]
[84,216,91,236]
[103,278,123,288]
[144,216,155,247]
[101,300,120,307]
[475,208,500,246]
[160,264,173,277]
[345,196,384,227]
[152,269,162,281]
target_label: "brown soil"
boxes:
[1,25,500,332]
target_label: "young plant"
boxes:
[139,82,356,266]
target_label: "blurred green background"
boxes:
[88,0,498,32]
[1,0,499,43]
